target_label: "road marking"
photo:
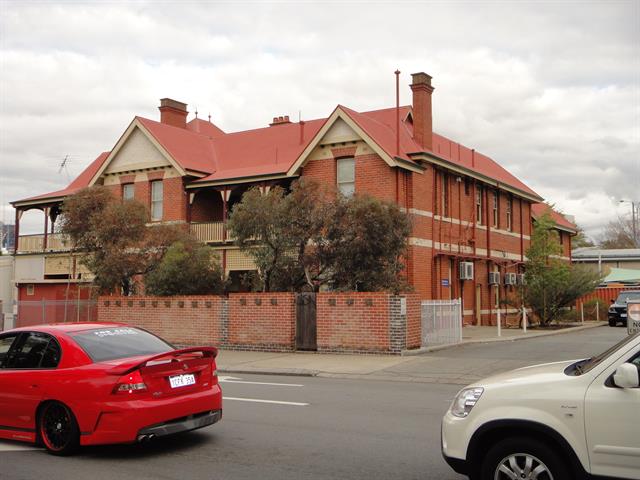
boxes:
[218,376,243,381]
[223,396,309,406]
[219,379,304,387]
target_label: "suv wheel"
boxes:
[609,318,617,327]
[480,437,571,480]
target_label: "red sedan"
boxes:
[0,322,222,455]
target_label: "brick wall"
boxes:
[97,292,420,354]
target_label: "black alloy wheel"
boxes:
[39,402,80,455]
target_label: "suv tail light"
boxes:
[113,370,147,395]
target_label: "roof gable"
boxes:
[104,127,171,174]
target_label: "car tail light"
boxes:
[113,370,147,395]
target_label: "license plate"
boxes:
[621,313,627,318]
[169,374,196,388]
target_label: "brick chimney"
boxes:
[269,115,292,126]
[159,98,188,129]
[410,72,434,151]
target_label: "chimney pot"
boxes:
[269,115,293,126]
[410,72,434,151]
[159,98,188,129]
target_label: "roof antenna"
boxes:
[395,69,400,156]
[58,155,71,182]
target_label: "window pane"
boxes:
[6,333,52,369]
[123,184,134,200]
[339,182,355,197]
[337,158,355,183]
[70,327,173,362]
[151,181,163,201]
[151,181,163,220]
[0,335,18,368]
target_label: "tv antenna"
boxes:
[58,155,71,182]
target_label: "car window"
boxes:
[5,332,61,369]
[0,334,19,368]
[576,332,640,375]
[616,292,640,303]
[70,327,173,362]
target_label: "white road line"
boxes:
[223,396,309,406]
[220,379,304,387]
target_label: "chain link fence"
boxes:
[421,298,463,348]
[16,300,98,328]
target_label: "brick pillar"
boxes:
[389,295,407,353]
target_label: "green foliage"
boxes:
[227,179,411,292]
[59,186,191,295]
[524,212,603,325]
[144,241,225,296]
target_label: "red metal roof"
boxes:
[14,103,542,204]
[531,203,577,232]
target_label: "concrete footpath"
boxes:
[217,321,609,385]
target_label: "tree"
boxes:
[59,186,189,295]
[145,241,225,296]
[524,212,603,325]
[227,179,411,292]
[598,214,637,248]
[572,225,595,249]
[227,180,333,291]
[325,194,411,292]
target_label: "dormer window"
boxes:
[337,157,355,197]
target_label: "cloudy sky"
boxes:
[1,0,638,240]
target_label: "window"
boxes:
[4,332,61,369]
[122,183,134,201]
[70,327,173,362]
[506,197,513,231]
[150,180,163,221]
[475,186,483,224]
[0,334,19,368]
[559,232,564,245]
[441,172,449,217]
[26,284,34,296]
[464,178,470,196]
[337,157,355,197]
[492,191,499,227]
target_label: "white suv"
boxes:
[442,332,640,480]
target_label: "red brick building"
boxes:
[11,72,576,325]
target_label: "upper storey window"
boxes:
[337,157,355,197]
[123,183,134,201]
[151,180,163,221]
[506,197,513,231]
[441,172,449,217]
[476,186,483,224]
[492,191,499,227]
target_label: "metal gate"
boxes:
[421,298,462,348]
[296,292,317,350]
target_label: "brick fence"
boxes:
[97,292,420,354]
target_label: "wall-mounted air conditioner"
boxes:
[459,262,474,280]
[505,273,517,285]
[488,272,501,285]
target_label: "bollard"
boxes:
[522,304,527,333]
[581,302,585,324]
[497,308,502,337]
[596,301,600,322]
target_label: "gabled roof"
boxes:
[12,152,110,207]
[14,101,543,206]
[531,203,577,233]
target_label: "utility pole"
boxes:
[620,200,638,247]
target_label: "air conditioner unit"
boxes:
[459,261,474,280]
[505,273,517,285]
[488,272,501,285]
[517,273,526,285]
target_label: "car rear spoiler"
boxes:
[107,347,218,375]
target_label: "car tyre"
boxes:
[609,318,617,327]
[38,401,80,456]
[480,437,572,480]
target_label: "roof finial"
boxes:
[195,107,198,119]
[208,113,211,123]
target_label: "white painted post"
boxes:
[458,299,463,343]
[581,302,585,324]
[522,304,527,333]
[596,301,600,322]
[497,307,502,337]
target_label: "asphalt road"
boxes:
[0,326,628,480]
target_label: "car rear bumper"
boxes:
[80,385,222,446]
[138,409,221,439]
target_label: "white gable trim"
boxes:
[287,107,417,176]
[89,118,186,185]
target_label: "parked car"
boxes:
[442,332,640,480]
[0,323,222,455]
[609,290,640,327]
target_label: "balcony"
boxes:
[190,221,225,243]
[17,233,70,254]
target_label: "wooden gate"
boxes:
[295,292,317,350]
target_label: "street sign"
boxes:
[441,279,449,287]
[628,301,640,335]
